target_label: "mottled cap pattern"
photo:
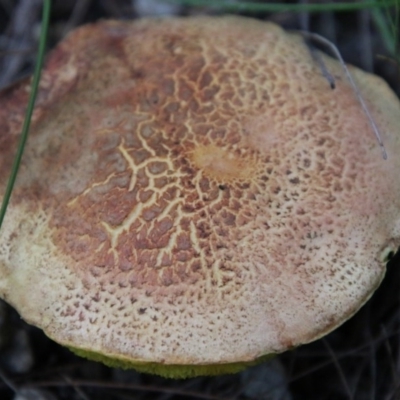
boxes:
[0,16,400,370]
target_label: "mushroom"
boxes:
[0,16,399,379]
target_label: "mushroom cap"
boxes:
[1,16,400,378]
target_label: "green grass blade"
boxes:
[168,0,399,13]
[371,0,400,60]
[0,0,51,229]
[372,8,396,55]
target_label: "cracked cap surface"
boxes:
[0,16,400,372]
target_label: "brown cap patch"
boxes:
[0,16,400,366]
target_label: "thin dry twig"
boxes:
[300,30,388,160]
[307,42,336,88]
[19,380,231,400]
[0,367,18,394]
[61,374,91,400]
[62,0,93,37]
[322,338,353,399]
